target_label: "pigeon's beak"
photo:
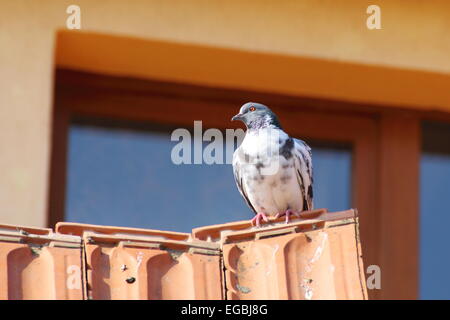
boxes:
[231,113,243,121]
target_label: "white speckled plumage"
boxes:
[232,102,313,220]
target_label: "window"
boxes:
[420,121,450,299]
[50,69,377,296]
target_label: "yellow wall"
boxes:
[1,0,450,227]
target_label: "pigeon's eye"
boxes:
[249,106,256,112]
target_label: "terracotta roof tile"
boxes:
[0,209,367,299]
[0,223,83,299]
[193,209,367,300]
[56,223,222,300]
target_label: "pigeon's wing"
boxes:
[232,148,257,214]
[293,138,314,211]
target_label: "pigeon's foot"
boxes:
[275,209,300,224]
[251,212,269,227]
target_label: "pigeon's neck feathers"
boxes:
[241,126,290,157]
[246,114,282,131]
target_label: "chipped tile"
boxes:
[194,209,368,300]
[56,223,222,300]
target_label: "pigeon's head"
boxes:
[231,102,282,130]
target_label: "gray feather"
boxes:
[232,102,314,217]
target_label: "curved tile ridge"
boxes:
[219,209,367,300]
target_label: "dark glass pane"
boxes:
[420,121,450,299]
[66,119,352,232]
[310,141,352,212]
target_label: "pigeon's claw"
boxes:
[275,209,300,224]
[251,212,269,227]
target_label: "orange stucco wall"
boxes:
[1,0,450,227]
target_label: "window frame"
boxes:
[49,69,422,299]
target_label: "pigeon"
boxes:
[231,102,313,227]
